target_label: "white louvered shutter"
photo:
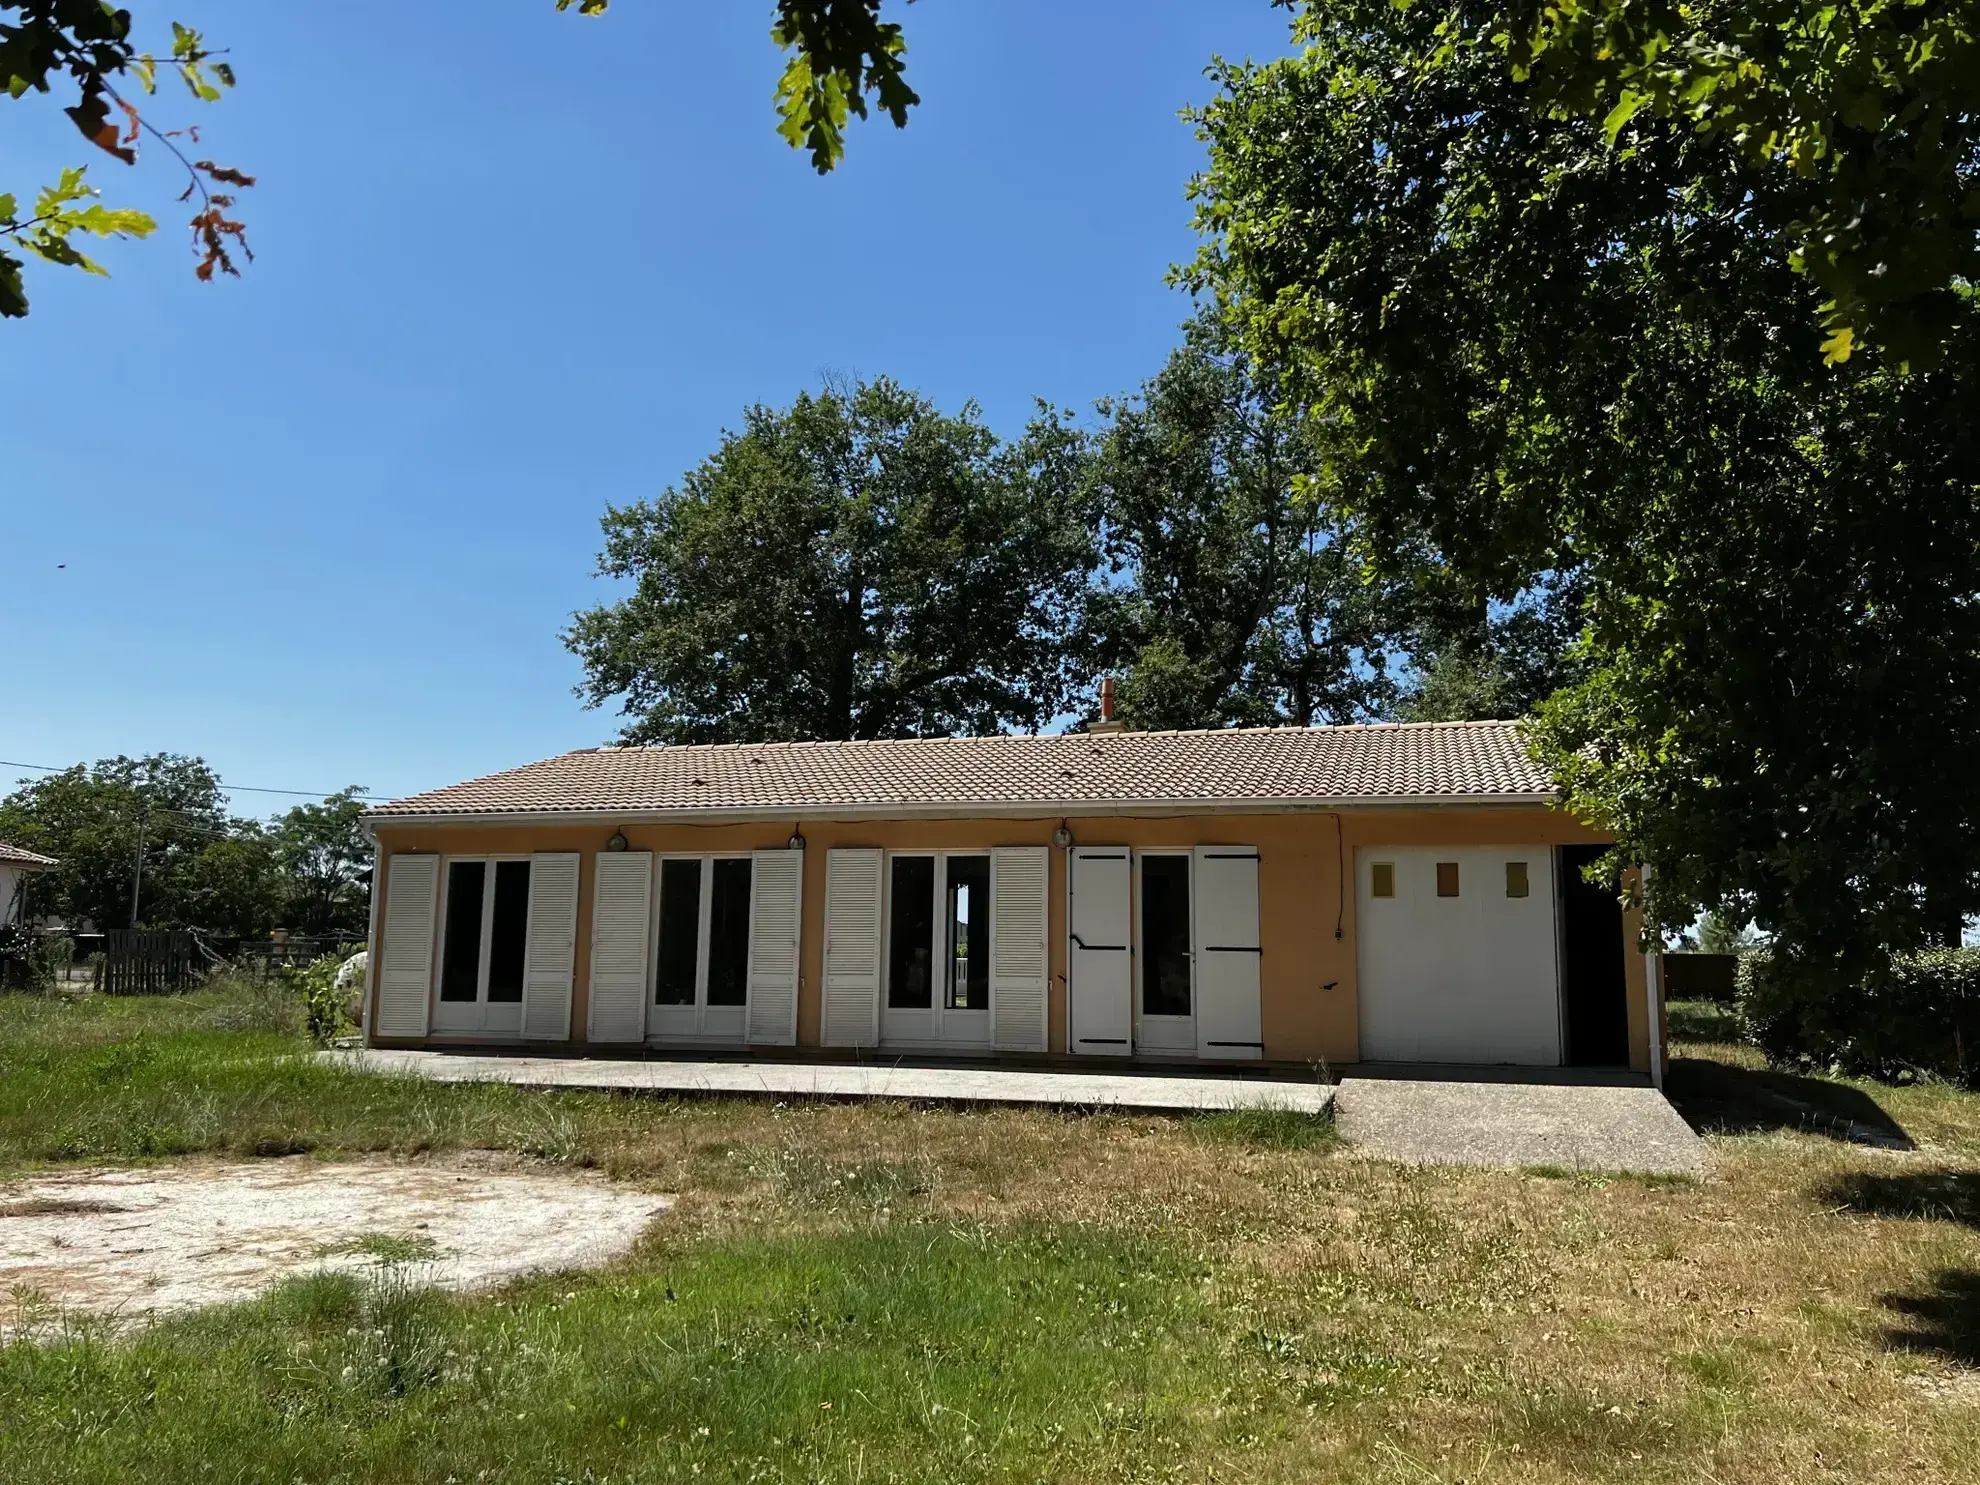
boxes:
[821,848,882,1047]
[374,853,439,1040]
[586,850,652,1043]
[1193,847,1263,1059]
[519,852,581,1041]
[746,849,803,1045]
[990,845,1050,1053]
[1067,847,1133,1055]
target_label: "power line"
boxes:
[0,759,368,799]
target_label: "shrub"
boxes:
[280,951,359,1044]
[0,927,71,990]
[1737,947,1980,1085]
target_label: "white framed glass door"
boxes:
[1133,850,1196,1055]
[881,853,992,1049]
[647,856,753,1041]
[432,857,530,1036]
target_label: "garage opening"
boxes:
[1558,845,1630,1066]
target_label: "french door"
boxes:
[647,856,753,1041]
[432,857,530,1036]
[1067,846,1262,1059]
[1134,851,1198,1055]
[881,853,992,1048]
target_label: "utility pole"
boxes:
[129,768,150,930]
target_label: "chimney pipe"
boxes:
[1091,676,1126,734]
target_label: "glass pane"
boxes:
[945,856,991,1010]
[1371,862,1395,898]
[1437,862,1460,897]
[1140,855,1191,1017]
[706,858,753,1007]
[486,860,531,1002]
[888,856,935,1009]
[1505,861,1529,899]
[439,861,486,1003]
[656,859,702,1005]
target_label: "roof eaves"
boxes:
[363,790,1562,828]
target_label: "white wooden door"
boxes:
[1067,847,1132,1055]
[521,852,580,1040]
[587,851,652,1043]
[1192,847,1263,1059]
[989,846,1049,1053]
[374,854,438,1040]
[821,848,883,1047]
[746,850,802,1045]
[1355,846,1561,1064]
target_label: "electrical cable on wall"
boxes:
[1333,812,1345,940]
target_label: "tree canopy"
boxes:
[1184,0,1980,981]
[0,757,371,937]
[1083,311,1405,730]
[1508,0,1979,366]
[565,377,1096,744]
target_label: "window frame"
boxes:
[1505,860,1531,899]
[879,849,995,1044]
[1132,847,1195,1032]
[648,851,756,1035]
[433,853,534,1032]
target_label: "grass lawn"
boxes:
[3,984,1979,1483]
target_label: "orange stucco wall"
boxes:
[368,806,1652,1072]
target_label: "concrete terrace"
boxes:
[323,1048,1336,1116]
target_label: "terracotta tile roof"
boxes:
[370,720,1555,821]
[0,842,59,869]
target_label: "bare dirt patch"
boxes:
[0,1159,669,1324]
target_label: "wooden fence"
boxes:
[97,930,201,995]
[1663,952,1740,1002]
[237,938,366,975]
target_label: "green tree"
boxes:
[1507,0,1980,366]
[1084,311,1404,730]
[181,827,282,939]
[566,376,1097,744]
[0,754,233,929]
[1696,911,1759,956]
[1397,576,1588,723]
[1183,0,1980,986]
[271,787,372,936]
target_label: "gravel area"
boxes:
[0,1159,670,1326]
[1336,1077,1707,1175]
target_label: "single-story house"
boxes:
[359,719,1664,1082]
[0,842,59,928]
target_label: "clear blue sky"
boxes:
[1,0,1294,813]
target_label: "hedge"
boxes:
[1737,947,1980,1086]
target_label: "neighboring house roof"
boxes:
[0,842,59,869]
[369,720,1556,823]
